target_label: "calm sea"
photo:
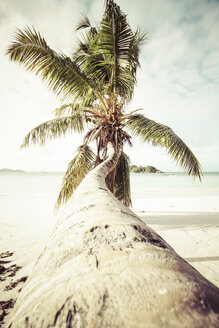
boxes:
[0,172,219,224]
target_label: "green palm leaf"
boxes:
[6,27,104,107]
[127,114,202,179]
[21,115,85,148]
[98,0,136,98]
[114,152,131,206]
[56,145,95,208]
[54,103,85,117]
[74,31,111,96]
[129,28,147,79]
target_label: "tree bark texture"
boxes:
[7,143,219,327]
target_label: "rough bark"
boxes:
[7,143,219,327]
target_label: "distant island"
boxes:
[130,165,164,173]
[0,167,164,174]
[0,168,25,173]
[0,168,65,174]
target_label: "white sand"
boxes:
[0,193,219,326]
[139,212,219,287]
[132,195,219,287]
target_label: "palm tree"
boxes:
[7,0,202,208]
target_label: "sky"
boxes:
[0,0,219,172]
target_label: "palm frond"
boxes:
[73,31,112,95]
[75,12,91,31]
[127,114,202,179]
[103,0,133,60]
[54,103,84,117]
[129,28,147,79]
[55,145,95,208]
[6,27,104,107]
[99,0,136,99]
[84,126,103,145]
[73,27,98,63]
[21,115,85,148]
[72,1,145,102]
[114,152,131,206]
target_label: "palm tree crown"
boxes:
[7,0,202,208]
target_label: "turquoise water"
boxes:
[0,172,62,225]
[130,172,219,199]
[0,172,219,223]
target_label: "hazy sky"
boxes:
[0,0,219,172]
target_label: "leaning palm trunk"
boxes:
[7,143,219,328]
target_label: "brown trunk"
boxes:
[109,165,117,193]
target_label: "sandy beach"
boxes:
[143,212,219,286]
[133,194,219,288]
[0,179,219,326]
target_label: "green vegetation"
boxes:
[130,165,163,173]
[7,0,202,208]
[0,168,25,173]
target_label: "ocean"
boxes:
[1,172,219,225]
